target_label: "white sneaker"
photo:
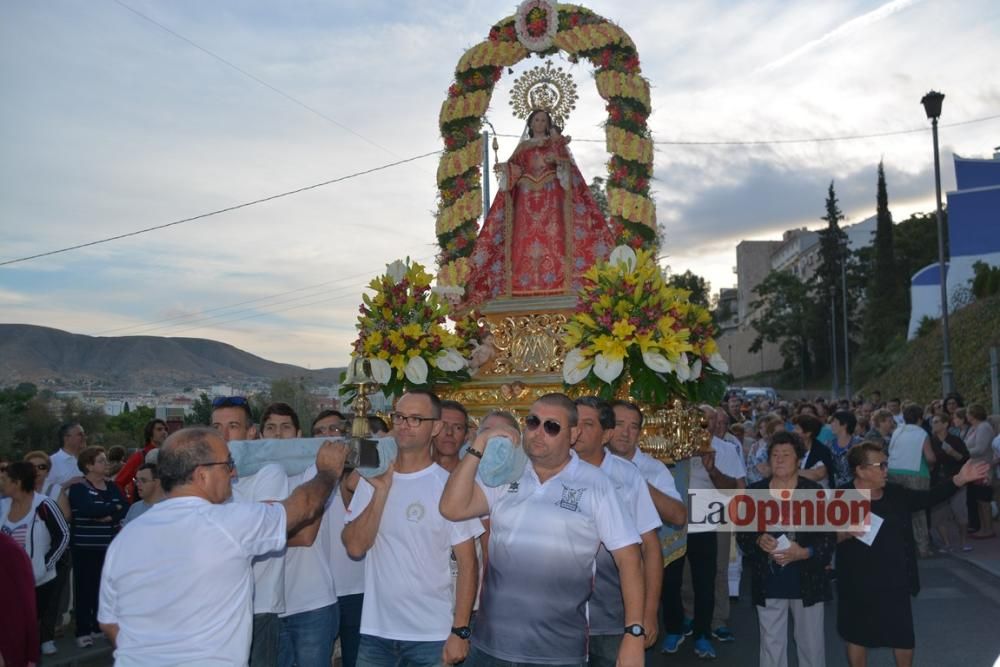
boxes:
[41,640,58,655]
[76,635,93,648]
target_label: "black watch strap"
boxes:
[624,624,646,637]
[451,626,472,640]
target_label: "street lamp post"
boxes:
[921,90,955,396]
[841,238,851,401]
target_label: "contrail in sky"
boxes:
[756,0,921,73]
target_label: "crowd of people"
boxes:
[1,388,998,667]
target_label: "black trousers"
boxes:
[661,531,717,640]
[72,548,106,637]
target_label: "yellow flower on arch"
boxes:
[592,335,628,361]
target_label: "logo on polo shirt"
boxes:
[507,482,519,494]
[406,501,425,522]
[558,485,586,512]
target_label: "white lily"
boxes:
[642,350,673,374]
[674,353,691,381]
[404,356,429,384]
[385,259,407,284]
[593,353,625,383]
[562,347,593,385]
[708,351,729,374]
[691,358,703,380]
[436,348,466,372]
[367,357,392,384]
[609,245,637,271]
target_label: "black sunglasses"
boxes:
[525,414,562,436]
[212,396,250,408]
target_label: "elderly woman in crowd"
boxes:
[964,404,996,539]
[864,409,895,451]
[67,446,128,648]
[887,404,936,558]
[23,450,72,520]
[1,460,70,657]
[745,414,782,485]
[836,442,988,667]
[737,431,834,667]
[928,412,970,552]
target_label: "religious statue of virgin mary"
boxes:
[462,62,618,307]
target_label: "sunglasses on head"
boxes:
[524,414,562,436]
[212,396,250,408]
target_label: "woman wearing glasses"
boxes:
[67,446,128,648]
[836,441,988,667]
[1,460,70,657]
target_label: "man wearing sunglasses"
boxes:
[573,397,663,666]
[343,390,483,667]
[98,427,348,667]
[441,393,645,667]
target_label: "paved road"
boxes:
[646,554,1000,666]
[45,554,1000,666]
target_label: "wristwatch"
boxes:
[451,626,472,640]
[623,624,646,638]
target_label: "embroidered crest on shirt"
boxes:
[558,485,586,512]
[507,481,520,493]
[406,501,426,522]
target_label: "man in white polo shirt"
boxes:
[98,427,347,667]
[343,390,483,667]
[47,422,87,494]
[573,396,662,667]
[441,393,645,667]
[660,405,744,660]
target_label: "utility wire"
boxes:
[95,254,435,337]
[0,150,441,267]
[494,113,1000,145]
[112,0,399,158]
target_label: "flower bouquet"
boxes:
[562,246,729,405]
[343,259,473,403]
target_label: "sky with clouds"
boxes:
[1,0,997,370]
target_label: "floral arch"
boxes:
[434,1,657,293]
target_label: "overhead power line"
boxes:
[0,150,441,267]
[112,0,399,158]
[495,112,1000,146]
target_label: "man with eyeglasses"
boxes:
[440,393,645,667]
[115,419,168,504]
[433,400,470,473]
[47,422,88,495]
[98,427,348,667]
[269,402,341,667]
[122,463,164,526]
[343,390,483,667]
[312,409,364,667]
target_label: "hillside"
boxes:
[0,324,343,390]
[861,294,1000,406]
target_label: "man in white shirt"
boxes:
[441,393,645,667]
[312,409,365,667]
[661,405,744,660]
[211,396,292,667]
[574,397,662,666]
[47,422,87,494]
[98,427,347,667]
[344,390,483,667]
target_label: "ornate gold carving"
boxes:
[639,399,713,463]
[440,380,564,415]
[478,313,568,375]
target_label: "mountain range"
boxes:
[0,324,342,391]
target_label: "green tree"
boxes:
[266,378,319,432]
[185,393,214,426]
[667,270,711,308]
[894,209,948,281]
[809,182,848,375]
[106,405,156,445]
[863,162,909,349]
[749,271,815,385]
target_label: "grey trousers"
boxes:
[756,598,825,667]
[890,473,931,555]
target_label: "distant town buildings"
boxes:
[716,217,876,379]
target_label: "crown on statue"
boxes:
[509,60,578,128]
